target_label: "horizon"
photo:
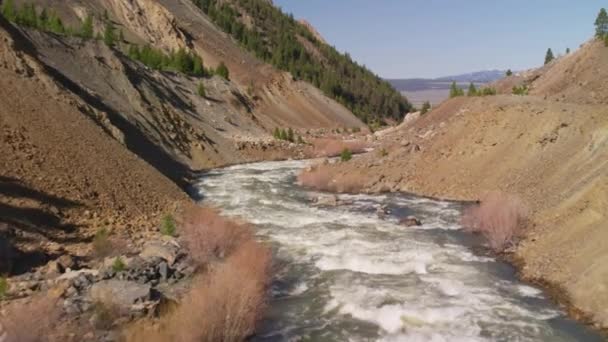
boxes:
[274,0,601,78]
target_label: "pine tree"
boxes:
[103,21,116,47]
[449,81,464,98]
[506,69,513,76]
[565,48,570,54]
[80,14,94,39]
[1,0,16,21]
[193,56,204,76]
[273,127,281,139]
[595,8,608,38]
[118,29,124,43]
[467,82,478,97]
[216,61,229,80]
[287,128,294,142]
[197,83,206,97]
[544,48,554,65]
[420,101,431,115]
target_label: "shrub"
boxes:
[378,148,388,157]
[160,214,177,237]
[297,135,305,144]
[180,207,252,266]
[461,192,529,252]
[112,257,126,272]
[216,61,230,80]
[340,148,352,162]
[0,276,7,299]
[1,295,59,341]
[197,83,206,97]
[352,127,361,133]
[479,87,497,96]
[420,101,431,115]
[93,227,112,258]
[512,85,529,95]
[297,164,366,193]
[125,209,271,342]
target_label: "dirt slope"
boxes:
[314,40,608,329]
[0,16,188,263]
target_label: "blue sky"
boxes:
[274,0,603,78]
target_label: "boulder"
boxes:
[313,195,338,206]
[90,280,151,309]
[139,240,179,265]
[400,216,422,227]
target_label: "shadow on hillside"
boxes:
[0,176,83,275]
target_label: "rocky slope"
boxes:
[309,39,608,330]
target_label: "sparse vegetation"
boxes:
[1,295,59,341]
[160,214,177,236]
[478,87,497,96]
[544,48,554,65]
[1,1,71,35]
[197,82,206,97]
[112,257,127,272]
[449,81,465,98]
[420,101,431,115]
[103,19,116,47]
[0,276,8,299]
[190,0,411,123]
[340,148,352,162]
[461,192,529,252]
[467,82,478,97]
[215,61,230,80]
[512,85,529,95]
[93,227,112,258]
[127,45,209,77]
[595,8,608,38]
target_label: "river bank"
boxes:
[294,92,608,333]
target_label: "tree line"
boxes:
[191,0,412,124]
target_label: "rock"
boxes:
[57,255,75,272]
[58,269,99,281]
[400,140,411,147]
[313,195,338,206]
[158,262,168,281]
[140,241,179,265]
[90,280,151,309]
[400,216,422,227]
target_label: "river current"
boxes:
[194,160,602,342]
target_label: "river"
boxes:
[194,160,603,342]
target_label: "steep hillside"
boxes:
[191,0,411,123]
[305,39,608,329]
[0,15,188,264]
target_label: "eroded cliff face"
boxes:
[309,40,608,329]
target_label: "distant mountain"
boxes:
[434,70,506,83]
[387,70,506,92]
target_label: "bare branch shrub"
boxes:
[1,295,59,342]
[461,192,529,252]
[180,207,252,266]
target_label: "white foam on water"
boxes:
[195,160,585,342]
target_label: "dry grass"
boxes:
[125,207,271,342]
[461,192,529,252]
[180,207,252,265]
[297,163,367,193]
[304,138,368,158]
[1,295,59,342]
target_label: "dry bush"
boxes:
[461,192,529,252]
[1,295,59,342]
[297,164,366,193]
[125,240,271,342]
[180,207,252,266]
[304,138,368,158]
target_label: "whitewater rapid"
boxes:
[194,160,602,342]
